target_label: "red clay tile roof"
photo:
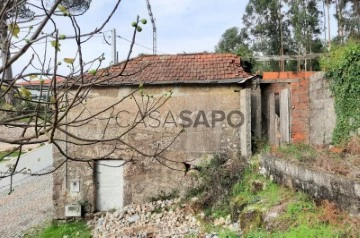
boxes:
[90,53,254,84]
[16,77,65,86]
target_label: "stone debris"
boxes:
[89,199,202,238]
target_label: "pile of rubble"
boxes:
[89,199,202,237]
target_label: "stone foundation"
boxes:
[260,154,360,216]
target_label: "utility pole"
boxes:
[145,0,157,55]
[111,28,118,64]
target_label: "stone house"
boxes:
[52,53,259,219]
[16,77,65,101]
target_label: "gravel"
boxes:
[0,174,53,238]
[89,199,241,238]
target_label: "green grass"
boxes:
[190,160,357,238]
[0,151,22,158]
[24,221,91,238]
[0,151,23,163]
[276,143,318,162]
[236,167,354,238]
[218,229,241,238]
[231,167,295,210]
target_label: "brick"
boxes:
[291,132,307,142]
[292,110,309,118]
[292,122,309,132]
[292,102,309,110]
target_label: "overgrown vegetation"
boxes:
[0,150,23,162]
[186,154,360,237]
[148,189,179,202]
[321,41,360,145]
[186,153,245,216]
[270,143,360,178]
[274,143,318,162]
[24,221,91,238]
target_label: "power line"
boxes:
[116,35,166,54]
[10,30,166,55]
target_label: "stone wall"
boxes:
[309,72,336,145]
[0,126,46,151]
[260,154,360,216]
[53,84,251,219]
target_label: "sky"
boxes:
[11,0,338,76]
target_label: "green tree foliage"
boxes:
[215,0,328,72]
[242,0,291,55]
[215,27,252,57]
[215,27,254,72]
[343,0,360,40]
[287,0,324,71]
[215,0,318,72]
[321,41,360,144]
[242,0,294,72]
[334,0,360,42]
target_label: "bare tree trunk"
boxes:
[323,1,327,43]
[326,0,332,47]
[336,0,345,42]
[278,0,285,71]
[354,0,360,39]
[0,17,14,105]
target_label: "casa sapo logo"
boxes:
[116,110,245,128]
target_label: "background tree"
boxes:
[215,27,254,72]
[342,0,360,40]
[0,0,180,194]
[0,0,92,106]
[287,0,324,70]
[215,0,330,72]
[0,1,35,105]
[242,0,293,71]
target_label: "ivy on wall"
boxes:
[321,41,360,145]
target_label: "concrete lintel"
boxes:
[260,79,299,84]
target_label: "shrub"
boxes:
[186,153,246,214]
[321,41,360,144]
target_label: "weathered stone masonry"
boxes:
[52,53,256,219]
[260,154,360,216]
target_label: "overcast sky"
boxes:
[12,0,337,75]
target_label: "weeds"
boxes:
[218,229,241,238]
[24,221,91,238]
[347,136,360,155]
[148,189,179,202]
[252,137,269,154]
[190,158,359,237]
[186,153,246,216]
[182,152,360,237]
[0,150,22,160]
[275,143,318,162]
